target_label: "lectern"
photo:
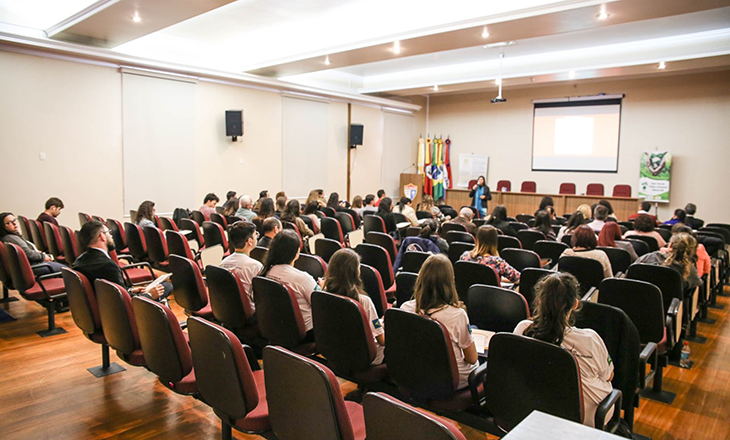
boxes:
[399,173,423,206]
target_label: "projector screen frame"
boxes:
[531,97,623,173]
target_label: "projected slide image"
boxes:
[532,103,621,172]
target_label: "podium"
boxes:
[399,173,423,206]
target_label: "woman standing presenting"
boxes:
[468,175,491,219]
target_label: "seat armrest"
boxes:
[666,297,682,347]
[35,271,65,300]
[595,389,622,432]
[32,264,56,280]
[582,287,598,302]
[614,271,624,278]
[120,262,156,286]
[242,344,260,371]
[468,361,488,407]
[639,342,657,389]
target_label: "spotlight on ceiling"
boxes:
[393,41,401,54]
[482,27,489,38]
[658,61,666,70]
[433,85,439,91]
[132,12,141,23]
[324,55,331,65]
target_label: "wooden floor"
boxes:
[1,285,729,440]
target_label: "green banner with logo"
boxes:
[638,151,671,203]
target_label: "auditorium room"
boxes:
[2,1,730,439]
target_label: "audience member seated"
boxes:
[450,207,477,236]
[327,192,344,211]
[514,272,614,427]
[281,200,314,238]
[258,218,282,249]
[576,204,592,221]
[557,212,585,242]
[417,194,448,222]
[253,198,276,225]
[598,199,618,221]
[663,208,686,227]
[623,214,666,248]
[468,175,491,218]
[486,205,517,237]
[358,194,378,218]
[635,232,702,291]
[351,195,363,212]
[323,248,384,365]
[235,195,256,222]
[374,189,386,207]
[534,196,554,217]
[672,224,710,278]
[73,220,171,302]
[560,225,613,278]
[226,190,236,201]
[684,203,704,229]
[302,201,321,233]
[220,221,262,311]
[597,222,638,262]
[37,197,64,226]
[628,201,658,222]
[376,197,397,235]
[198,193,219,221]
[587,205,609,233]
[459,225,520,284]
[305,189,325,208]
[1,212,65,275]
[253,190,269,212]
[393,220,443,270]
[135,200,156,228]
[393,197,419,226]
[275,196,287,217]
[260,230,321,340]
[531,210,557,240]
[222,196,239,217]
[400,254,478,389]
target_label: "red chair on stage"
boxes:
[520,181,536,193]
[496,180,511,192]
[613,185,632,197]
[587,183,605,196]
[559,183,576,195]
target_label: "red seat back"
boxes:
[559,183,576,194]
[95,279,143,359]
[252,276,308,348]
[586,183,604,196]
[61,268,102,336]
[612,184,631,197]
[520,181,536,193]
[169,255,209,313]
[496,180,511,192]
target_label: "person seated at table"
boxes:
[1,212,65,275]
[393,197,419,226]
[376,197,397,235]
[559,225,613,278]
[199,193,219,221]
[597,222,638,262]
[135,201,156,228]
[557,212,585,242]
[459,225,520,284]
[400,254,478,389]
[485,205,516,237]
[514,272,614,428]
[634,232,701,291]
[530,210,556,240]
[663,208,687,227]
[623,214,666,248]
[323,248,384,365]
[37,197,64,226]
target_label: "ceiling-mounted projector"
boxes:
[491,53,507,104]
[491,97,506,103]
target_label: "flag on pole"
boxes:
[417,136,425,176]
[433,138,445,201]
[444,138,452,190]
[424,136,433,195]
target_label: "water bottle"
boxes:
[680,341,690,368]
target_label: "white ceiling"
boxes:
[0,0,728,99]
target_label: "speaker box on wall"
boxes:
[226,110,243,140]
[350,124,364,146]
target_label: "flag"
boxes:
[424,137,433,195]
[433,138,445,201]
[444,138,452,189]
[417,137,425,175]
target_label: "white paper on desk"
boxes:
[396,222,411,229]
[473,334,487,354]
[144,273,172,293]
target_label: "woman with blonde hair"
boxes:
[306,189,325,207]
[323,249,384,364]
[576,204,592,221]
[635,232,701,290]
[401,254,478,389]
[417,194,447,221]
[351,195,363,210]
[459,225,520,284]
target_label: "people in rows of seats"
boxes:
[374,189,386,207]
[623,214,666,248]
[37,197,64,226]
[635,232,701,291]
[281,200,314,239]
[198,193,219,221]
[531,210,557,240]
[459,225,520,284]
[220,221,262,311]
[663,208,686,227]
[393,220,444,270]
[587,205,609,233]
[236,195,256,222]
[393,197,419,227]
[0,212,65,275]
[560,225,613,278]
[485,205,516,237]
[597,222,638,262]
[135,200,156,228]
[258,218,281,249]
[302,202,321,233]
[557,212,585,242]
[450,207,477,236]
[376,197,397,235]
[628,201,657,222]
[358,194,378,218]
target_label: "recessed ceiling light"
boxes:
[658,61,666,69]
[433,85,439,91]
[132,12,141,23]
[393,41,401,54]
[484,41,516,49]
[324,55,331,66]
[568,70,576,79]
[482,27,489,39]
[598,7,609,20]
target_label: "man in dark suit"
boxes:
[257,217,281,249]
[73,220,168,300]
[684,203,704,230]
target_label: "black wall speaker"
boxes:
[350,124,364,146]
[226,110,243,140]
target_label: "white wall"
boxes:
[0,49,416,228]
[412,71,730,222]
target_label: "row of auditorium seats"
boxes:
[469,180,632,197]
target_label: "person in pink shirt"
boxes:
[198,193,219,221]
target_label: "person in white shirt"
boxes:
[323,248,385,365]
[358,194,378,218]
[400,254,478,389]
[393,197,419,226]
[586,205,609,233]
[259,229,321,340]
[513,272,614,428]
[559,225,613,278]
[220,221,263,311]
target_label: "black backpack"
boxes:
[173,207,191,225]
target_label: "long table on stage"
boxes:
[445,189,639,220]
